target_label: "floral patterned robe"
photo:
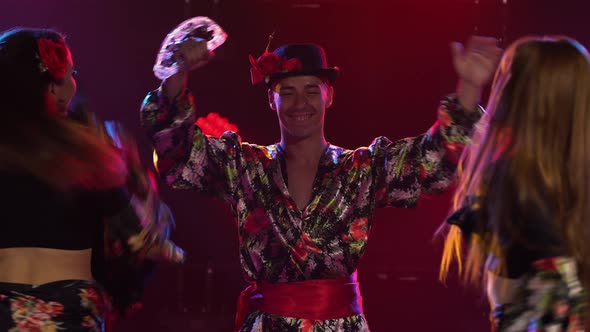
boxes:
[140,88,482,331]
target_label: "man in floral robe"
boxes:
[140,37,501,331]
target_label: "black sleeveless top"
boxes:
[0,172,128,250]
[446,165,567,278]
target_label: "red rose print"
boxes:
[374,187,387,205]
[350,217,368,241]
[243,208,272,234]
[292,232,321,262]
[300,319,316,332]
[49,302,64,314]
[34,300,63,316]
[352,154,371,169]
[439,111,452,127]
[10,295,64,331]
[443,140,464,164]
[80,287,104,316]
[85,288,99,303]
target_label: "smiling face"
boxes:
[268,75,334,141]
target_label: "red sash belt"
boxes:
[235,271,363,331]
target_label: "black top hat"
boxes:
[250,43,339,86]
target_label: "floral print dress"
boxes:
[140,88,482,331]
[491,257,586,332]
[447,188,587,332]
[0,280,108,332]
[0,152,182,332]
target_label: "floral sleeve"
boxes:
[371,94,483,208]
[90,185,184,318]
[140,88,241,200]
[492,257,587,332]
[82,138,184,317]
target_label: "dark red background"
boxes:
[2,0,587,330]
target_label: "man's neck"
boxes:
[279,136,328,165]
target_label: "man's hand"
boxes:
[452,36,503,111]
[162,38,215,100]
[452,36,502,87]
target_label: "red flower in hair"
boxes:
[249,52,303,85]
[37,38,70,80]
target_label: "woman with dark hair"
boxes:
[0,27,184,331]
[439,36,589,331]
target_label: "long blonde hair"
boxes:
[440,36,590,289]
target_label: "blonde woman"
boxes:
[440,36,589,331]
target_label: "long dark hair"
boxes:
[0,27,126,189]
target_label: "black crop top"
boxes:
[447,184,567,278]
[0,172,129,250]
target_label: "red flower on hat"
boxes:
[37,38,70,80]
[249,52,302,85]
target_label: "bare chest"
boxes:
[286,162,318,211]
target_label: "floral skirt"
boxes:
[240,311,370,332]
[491,257,587,332]
[0,280,109,332]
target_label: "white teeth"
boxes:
[292,114,312,121]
